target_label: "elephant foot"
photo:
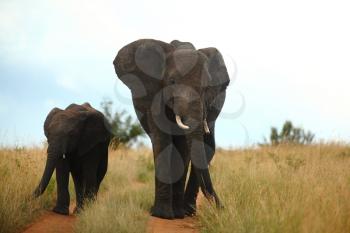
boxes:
[173,207,185,219]
[184,202,196,217]
[52,206,69,215]
[172,199,185,218]
[151,203,174,219]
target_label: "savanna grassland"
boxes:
[0,147,56,233]
[0,147,154,233]
[1,144,350,233]
[198,144,350,233]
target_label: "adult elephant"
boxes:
[33,103,111,215]
[113,39,230,219]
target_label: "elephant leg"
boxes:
[147,113,174,219]
[70,161,83,213]
[184,129,216,216]
[72,175,84,213]
[96,142,108,193]
[151,138,174,219]
[67,147,98,210]
[171,135,190,219]
[53,156,70,215]
[81,155,99,202]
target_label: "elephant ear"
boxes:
[113,39,174,105]
[76,109,111,157]
[199,48,230,122]
[44,107,63,139]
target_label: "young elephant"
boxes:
[33,103,111,215]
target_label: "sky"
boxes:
[0,0,350,148]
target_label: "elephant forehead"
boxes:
[171,49,199,76]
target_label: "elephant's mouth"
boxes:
[175,115,210,134]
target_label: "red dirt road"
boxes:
[22,199,202,233]
[147,216,199,233]
[22,206,76,233]
[22,210,199,233]
[22,213,199,233]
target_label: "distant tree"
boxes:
[101,99,145,149]
[281,121,293,141]
[263,120,315,146]
[270,127,279,146]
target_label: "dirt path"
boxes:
[22,206,76,233]
[22,195,203,233]
[22,207,200,233]
[147,216,199,233]
[147,194,203,233]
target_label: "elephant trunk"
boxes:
[177,99,219,203]
[33,144,60,197]
[187,130,220,206]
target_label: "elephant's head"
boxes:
[162,46,210,134]
[33,103,110,197]
[114,39,229,135]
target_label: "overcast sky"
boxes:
[1,0,349,147]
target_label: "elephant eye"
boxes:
[170,79,176,85]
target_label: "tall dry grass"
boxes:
[74,147,154,233]
[198,144,350,233]
[0,147,55,233]
[2,144,350,233]
[0,146,155,233]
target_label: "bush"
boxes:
[263,121,314,146]
[101,99,145,149]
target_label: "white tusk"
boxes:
[204,119,210,134]
[175,115,190,130]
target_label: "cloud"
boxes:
[55,76,80,93]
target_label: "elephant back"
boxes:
[44,103,110,156]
